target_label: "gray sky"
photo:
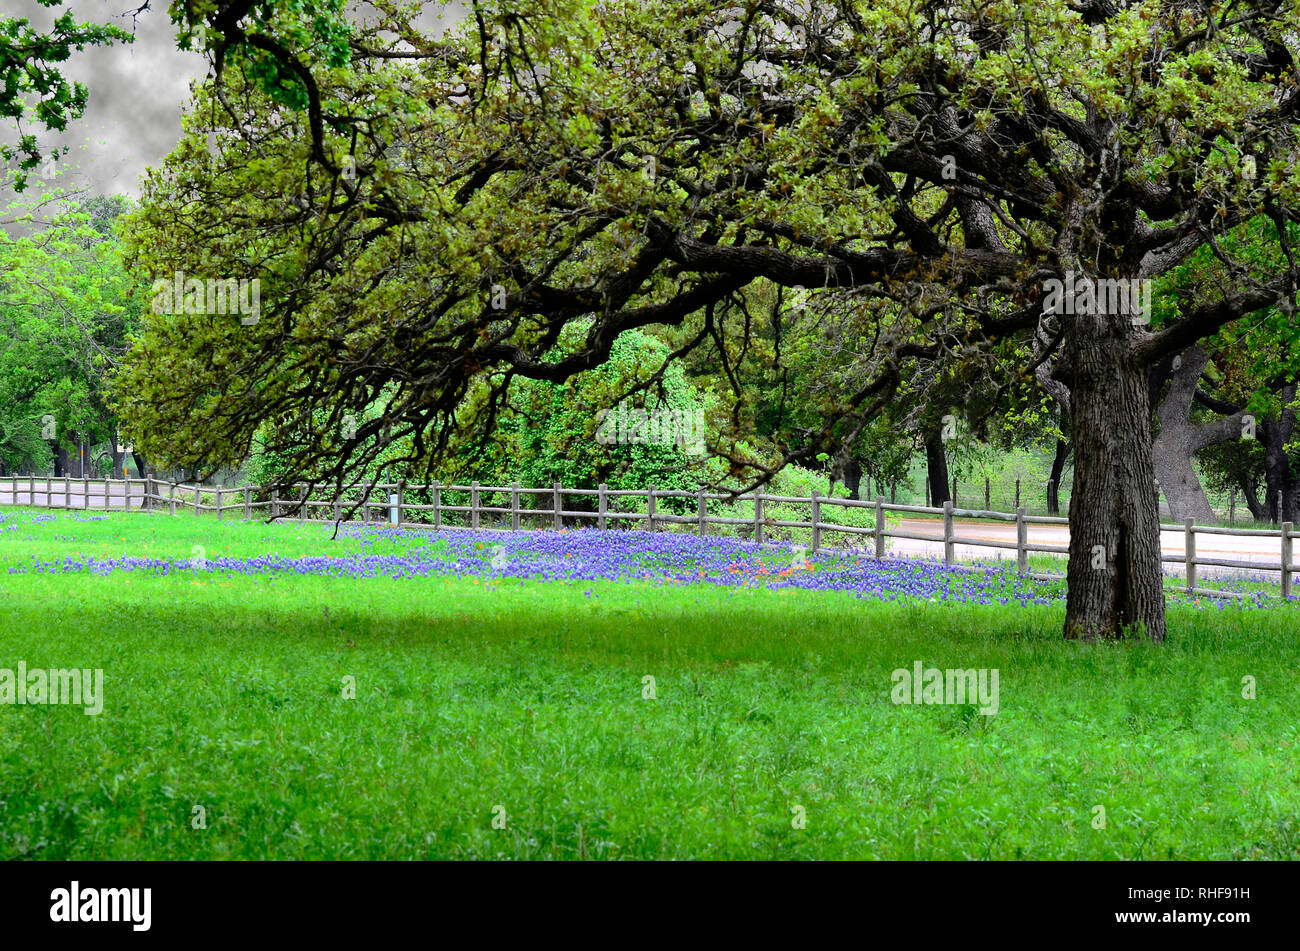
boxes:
[0,0,207,200]
[0,1,464,201]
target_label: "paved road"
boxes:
[883,517,1285,580]
[0,482,147,510]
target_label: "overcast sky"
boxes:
[0,0,207,200]
[0,1,464,201]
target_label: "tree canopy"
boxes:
[114,0,1300,640]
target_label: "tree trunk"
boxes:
[1236,471,1264,521]
[54,440,75,478]
[1063,311,1166,641]
[843,456,862,500]
[1260,383,1297,525]
[1152,455,1216,523]
[1047,438,1069,514]
[925,429,950,506]
[1150,346,1244,523]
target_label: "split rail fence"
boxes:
[0,476,1294,602]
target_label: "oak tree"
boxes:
[116,0,1300,640]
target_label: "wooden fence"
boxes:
[0,476,1294,601]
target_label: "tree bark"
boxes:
[1063,308,1166,641]
[925,429,950,506]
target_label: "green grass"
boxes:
[0,508,1298,859]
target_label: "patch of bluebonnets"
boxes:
[3,514,1289,609]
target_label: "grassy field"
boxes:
[0,508,1297,859]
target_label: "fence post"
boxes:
[1184,518,1196,594]
[754,488,764,544]
[553,483,562,530]
[811,489,822,553]
[106,478,112,512]
[395,479,405,527]
[646,485,657,532]
[362,486,369,524]
[169,481,176,516]
[943,500,954,566]
[194,484,200,516]
[245,486,251,520]
[697,488,707,536]
[66,476,72,511]
[432,480,442,529]
[511,482,520,531]
[597,483,607,530]
[875,496,885,558]
[1283,522,1293,600]
[1016,507,1027,575]
[217,485,223,521]
[45,476,50,509]
[470,481,480,530]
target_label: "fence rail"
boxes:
[0,476,1294,602]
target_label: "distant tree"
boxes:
[0,193,142,475]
